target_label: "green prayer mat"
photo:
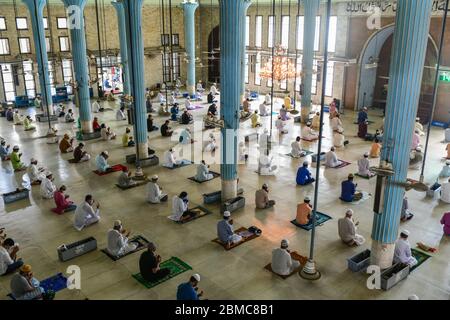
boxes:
[132,256,192,289]
[410,248,432,272]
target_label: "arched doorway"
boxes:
[208,26,220,84]
[356,24,438,123]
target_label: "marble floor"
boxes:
[0,94,448,300]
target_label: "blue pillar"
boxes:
[300,0,319,123]
[239,3,251,101]
[23,0,53,114]
[62,0,92,133]
[219,0,251,200]
[112,1,130,96]
[371,0,432,268]
[123,0,148,159]
[182,1,198,96]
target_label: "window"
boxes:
[295,56,302,92]
[280,79,287,90]
[43,17,48,30]
[0,17,6,31]
[314,17,321,51]
[254,53,261,85]
[48,61,56,95]
[268,16,275,48]
[172,34,179,46]
[1,64,16,101]
[16,18,28,30]
[57,17,67,29]
[281,16,290,49]
[294,55,317,95]
[19,37,31,54]
[0,38,9,55]
[325,62,334,96]
[45,37,51,52]
[245,16,250,47]
[327,16,337,53]
[296,16,320,51]
[62,59,73,84]
[255,16,262,48]
[244,54,248,84]
[59,36,70,52]
[161,52,180,82]
[23,61,35,98]
[161,34,179,46]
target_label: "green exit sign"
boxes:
[440,71,450,82]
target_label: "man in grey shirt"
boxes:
[10,264,44,300]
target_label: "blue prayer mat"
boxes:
[290,212,332,231]
[40,273,68,293]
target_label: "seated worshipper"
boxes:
[159,103,170,116]
[73,143,90,163]
[170,103,180,121]
[92,100,103,113]
[271,239,300,276]
[184,97,192,110]
[117,167,136,188]
[0,238,22,276]
[6,108,14,121]
[311,112,321,129]
[92,117,101,132]
[53,185,76,214]
[255,183,276,209]
[163,148,185,168]
[207,92,215,104]
[0,140,11,160]
[100,124,117,141]
[279,105,290,121]
[27,158,45,185]
[13,110,24,125]
[244,89,252,101]
[439,161,450,178]
[179,128,193,144]
[195,160,214,181]
[122,127,135,147]
[208,103,217,116]
[409,147,423,169]
[59,134,74,153]
[275,116,288,134]
[251,110,261,128]
[217,211,242,247]
[11,145,26,171]
[302,122,319,141]
[295,197,313,225]
[243,99,252,113]
[325,147,342,168]
[357,107,368,139]
[65,109,75,123]
[204,133,217,153]
[107,220,137,257]
[168,92,177,106]
[415,117,425,136]
[411,130,421,150]
[370,138,382,158]
[258,149,278,175]
[180,110,194,125]
[161,120,173,137]
[357,152,375,177]
[239,141,248,162]
[158,92,166,104]
[46,127,59,144]
[139,242,170,282]
[74,194,100,231]
[290,137,303,158]
[393,230,417,267]
[259,103,269,117]
[265,93,271,105]
[210,83,219,95]
[446,143,450,159]
[56,104,65,117]
[340,174,362,202]
[169,191,195,222]
[196,80,205,93]
[284,95,292,110]
[204,112,217,129]
[10,264,45,300]
[147,175,168,204]
[40,172,56,199]
[23,116,36,131]
[440,178,450,204]
[34,96,42,109]
[333,128,349,148]
[401,196,414,222]
[441,211,450,236]
[147,114,158,132]
[177,274,203,301]
[95,151,112,173]
[146,96,154,113]
[296,161,315,185]
[338,209,365,246]
[330,113,344,132]
[329,98,339,119]
[116,106,127,121]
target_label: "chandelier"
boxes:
[260,45,301,82]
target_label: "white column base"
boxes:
[221,179,237,201]
[370,240,395,270]
[81,120,93,134]
[301,106,310,124]
[137,142,149,159]
[187,85,195,96]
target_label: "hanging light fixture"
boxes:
[259,45,301,82]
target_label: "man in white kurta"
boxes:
[163,149,182,168]
[357,152,374,177]
[301,123,318,140]
[325,147,342,168]
[330,114,344,132]
[27,158,45,184]
[275,117,288,134]
[337,209,365,246]
[91,100,101,113]
[147,175,168,204]
[195,160,213,181]
[393,230,417,267]
[271,239,300,276]
[74,195,100,231]
[40,172,56,199]
[169,193,188,221]
[290,137,303,158]
[441,178,450,204]
[259,129,270,153]
[265,93,271,105]
[259,103,269,116]
[107,220,137,257]
[116,107,126,121]
[210,83,219,95]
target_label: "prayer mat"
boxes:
[410,248,432,272]
[163,160,192,170]
[323,160,351,169]
[168,206,213,224]
[264,251,308,279]
[283,150,314,158]
[353,120,375,125]
[132,257,192,289]
[355,173,377,180]
[211,227,260,251]
[186,105,203,110]
[115,179,149,190]
[300,138,319,142]
[40,273,68,293]
[188,171,220,183]
[93,164,127,176]
[290,212,332,231]
[68,159,78,164]
[101,235,150,261]
[341,192,372,205]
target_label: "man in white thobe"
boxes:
[393,230,418,267]
[107,220,137,257]
[74,195,100,231]
[195,160,213,181]
[258,150,278,176]
[210,83,219,95]
[259,103,269,116]
[265,93,271,105]
[330,114,343,132]
[163,149,184,168]
[92,100,101,113]
[259,129,270,153]
[40,172,56,199]
[271,239,300,276]
[325,147,342,168]
[27,158,45,184]
[290,137,303,158]
[301,123,318,140]
[169,192,190,222]
[441,178,450,204]
[147,175,168,204]
[357,152,374,177]
[337,209,365,246]
[116,107,126,121]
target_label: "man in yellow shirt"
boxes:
[122,128,135,147]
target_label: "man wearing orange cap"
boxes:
[10,264,44,300]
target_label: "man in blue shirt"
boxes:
[340,174,362,202]
[296,161,315,186]
[357,107,368,139]
[177,274,203,300]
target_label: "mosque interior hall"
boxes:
[0,0,449,301]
